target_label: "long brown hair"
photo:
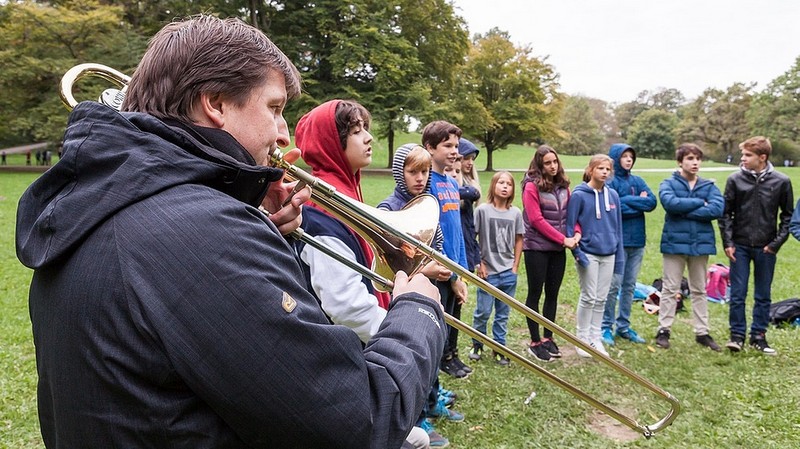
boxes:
[525,145,569,192]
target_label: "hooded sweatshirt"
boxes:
[377,143,444,252]
[293,100,391,340]
[566,182,625,274]
[15,101,445,449]
[607,144,657,248]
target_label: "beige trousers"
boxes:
[658,254,710,335]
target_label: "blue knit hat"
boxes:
[458,138,480,159]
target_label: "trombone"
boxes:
[60,63,680,438]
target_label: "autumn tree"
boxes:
[453,28,561,171]
[675,83,752,161]
[614,87,685,139]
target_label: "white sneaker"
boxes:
[575,345,591,358]
[591,339,609,357]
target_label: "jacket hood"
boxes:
[295,100,363,202]
[391,143,431,202]
[457,138,480,159]
[609,143,636,176]
[16,101,281,269]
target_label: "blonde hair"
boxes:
[404,146,431,172]
[486,171,516,208]
[582,154,614,183]
[462,155,481,195]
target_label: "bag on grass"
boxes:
[651,277,687,312]
[769,298,800,325]
[706,263,730,303]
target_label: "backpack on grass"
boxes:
[769,298,800,325]
[651,277,687,313]
[706,263,730,303]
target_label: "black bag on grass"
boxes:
[769,298,800,325]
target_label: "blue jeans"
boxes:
[729,243,776,337]
[602,246,645,333]
[472,269,516,346]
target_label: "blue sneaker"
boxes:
[418,419,450,447]
[438,385,457,399]
[438,392,455,408]
[426,398,464,422]
[601,328,615,346]
[617,328,646,344]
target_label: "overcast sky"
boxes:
[452,0,800,104]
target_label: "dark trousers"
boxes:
[524,249,566,342]
[729,243,776,337]
[436,280,461,356]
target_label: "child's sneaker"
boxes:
[440,355,467,378]
[468,343,482,361]
[426,399,465,422]
[749,333,777,355]
[616,328,646,344]
[590,339,609,357]
[541,338,561,358]
[418,419,449,448]
[725,334,744,352]
[695,334,721,352]
[601,328,615,346]
[438,385,457,400]
[655,328,671,349]
[492,350,510,366]
[527,341,552,362]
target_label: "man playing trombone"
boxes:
[16,15,445,449]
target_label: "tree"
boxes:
[266,0,469,165]
[0,0,146,146]
[627,109,678,159]
[613,87,685,140]
[675,83,752,161]
[748,56,800,160]
[552,96,604,155]
[452,28,561,171]
[583,96,619,141]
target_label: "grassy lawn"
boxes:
[2,142,800,448]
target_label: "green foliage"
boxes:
[614,88,685,140]
[748,56,800,161]
[552,96,605,155]
[628,109,678,159]
[453,28,561,171]
[0,0,147,146]
[675,83,753,162]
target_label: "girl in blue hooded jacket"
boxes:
[566,154,624,358]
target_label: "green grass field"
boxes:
[2,144,800,448]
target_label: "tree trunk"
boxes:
[387,124,395,169]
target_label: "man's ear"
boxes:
[195,92,225,128]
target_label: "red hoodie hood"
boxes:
[295,99,363,202]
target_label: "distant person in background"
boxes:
[655,143,724,351]
[25,150,31,166]
[472,171,524,366]
[521,145,578,362]
[567,154,624,358]
[601,144,656,347]
[1,150,6,165]
[720,136,793,355]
